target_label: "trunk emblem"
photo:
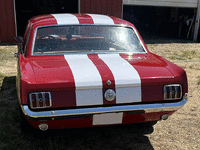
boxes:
[106,80,111,85]
[104,89,116,101]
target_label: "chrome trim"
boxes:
[31,24,148,56]
[164,84,182,100]
[164,86,167,100]
[42,93,46,107]
[31,25,38,56]
[24,22,32,56]
[21,99,187,119]
[116,83,141,88]
[169,86,173,99]
[33,51,147,57]
[29,94,33,108]
[180,87,183,99]
[174,86,178,98]
[29,92,52,109]
[75,83,141,90]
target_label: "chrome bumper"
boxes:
[21,99,187,120]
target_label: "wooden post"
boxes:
[193,0,200,41]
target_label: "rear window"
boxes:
[32,25,145,55]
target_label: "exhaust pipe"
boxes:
[161,114,169,120]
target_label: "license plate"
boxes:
[93,112,123,125]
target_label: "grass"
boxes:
[0,45,17,88]
[147,43,200,62]
[0,46,16,61]
[181,50,196,59]
[169,50,198,60]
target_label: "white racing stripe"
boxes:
[52,14,79,25]
[64,55,103,106]
[99,54,141,103]
[88,14,114,25]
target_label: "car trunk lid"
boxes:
[29,53,174,108]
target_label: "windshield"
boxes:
[32,25,145,55]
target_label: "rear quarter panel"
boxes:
[17,54,37,104]
[151,53,188,95]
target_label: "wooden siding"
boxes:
[123,0,198,8]
[80,0,123,18]
[0,0,16,43]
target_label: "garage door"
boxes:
[123,0,198,8]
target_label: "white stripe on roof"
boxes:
[52,14,79,25]
[88,14,114,25]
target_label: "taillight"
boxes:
[164,84,182,100]
[29,92,52,109]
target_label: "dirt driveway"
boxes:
[0,43,199,150]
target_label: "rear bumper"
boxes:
[21,99,187,121]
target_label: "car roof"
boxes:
[29,13,133,27]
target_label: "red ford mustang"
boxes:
[15,14,188,131]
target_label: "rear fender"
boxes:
[152,53,188,94]
[17,54,37,104]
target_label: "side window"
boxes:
[23,22,32,55]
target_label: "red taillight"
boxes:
[164,84,182,100]
[29,92,52,109]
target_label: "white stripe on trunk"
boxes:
[99,54,141,103]
[64,55,103,106]
[52,14,79,25]
[88,14,114,25]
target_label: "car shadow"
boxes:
[0,76,17,100]
[32,124,154,150]
[0,76,154,150]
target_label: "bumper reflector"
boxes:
[38,123,48,131]
[161,114,169,120]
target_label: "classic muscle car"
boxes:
[15,14,188,131]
